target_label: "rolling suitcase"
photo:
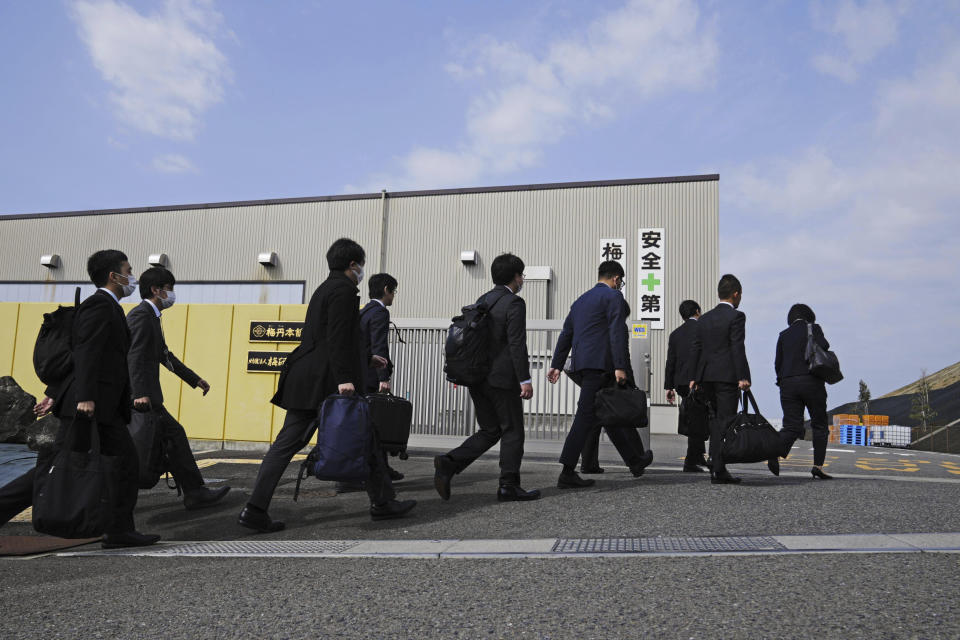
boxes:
[367,392,412,460]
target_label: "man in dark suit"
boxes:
[688,274,771,484]
[359,272,402,483]
[0,250,160,548]
[548,261,653,489]
[127,267,230,509]
[433,253,541,503]
[238,239,415,532]
[665,299,709,471]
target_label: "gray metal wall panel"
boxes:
[0,178,717,404]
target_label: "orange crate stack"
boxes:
[833,414,859,426]
[862,415,889,426]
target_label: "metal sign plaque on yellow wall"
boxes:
[249,321,304,342]
[247,350,290,373]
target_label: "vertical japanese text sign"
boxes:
[600,238,627,274]
[637,228,664,329]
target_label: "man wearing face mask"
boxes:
[547,261,653,489]
[0,250,160,548]
[239,238,415,532]
[126,267,230,509]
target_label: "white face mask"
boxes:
[352,266,364,284]
[115,272,137,298]
[159,290,176,309]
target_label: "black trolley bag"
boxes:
[721,390,783,464]
[367,392,412,460]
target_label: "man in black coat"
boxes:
[665,299,710,471]
[238,239,415,532]
[434,253,541,502]
[127,267,230,509]
[548,261,652,489]
[0,250,160,548]
[687,274,756,484]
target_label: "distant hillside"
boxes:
[829,378,960,427]
[880,361,960,398]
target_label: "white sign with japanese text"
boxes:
[637,228,664,329]
[599,238,626,273]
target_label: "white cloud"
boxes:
[360,0,717,191]
[151,153,197,173]
[72,0,231,141]
[725,45,960,402]
[811,0,909,82]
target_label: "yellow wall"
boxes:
[0,301,306,443]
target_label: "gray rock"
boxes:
[0,376,37,444]
[26,414,60,452]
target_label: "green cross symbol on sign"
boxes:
[641,273,661,292]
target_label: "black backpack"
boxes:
[33,287,81,385]
[443,291,508,386]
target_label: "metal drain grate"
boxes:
[71,540,360,557]
[552,536,785,554]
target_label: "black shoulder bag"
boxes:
[806,323,843,384]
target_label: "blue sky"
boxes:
[2,0,959,413]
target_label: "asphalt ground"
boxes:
[2,436,958,638]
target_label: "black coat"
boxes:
[272,272,366,411]
[360,300,393,390]
[479,287,531,391]
[126,300,201,405]
[52,289,132,427]
[664,318,698,391]
[688,303,751,385]
[775,320,830,384]
[551,283,631,375]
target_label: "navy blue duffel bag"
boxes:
[294,394,372,500]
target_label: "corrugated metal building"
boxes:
[0,174,718,409]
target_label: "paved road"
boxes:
[2,436,958,638]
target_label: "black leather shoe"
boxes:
[767,458,780,476]
[102,531,161,549]
[557,471,595,489]
[183,485,231,510]
[811,467,834,480]
[370,499,417,521]
[434,455,454,501]
[579,466,605,474]
[630,450,654,477]
[497,485,542,502]
[237,506,285,533]
[387,466,405,481]
[711,471,742,485]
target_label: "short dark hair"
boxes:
[368,273,398,299]
[787,303,816,324]
[679,300,701,320]
[597,261,625,279]
[87,250,128,287]
[326,238,366,271]
[139,267,176,299]
[490,253,525,286]
[717,274,742,299]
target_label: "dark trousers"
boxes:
[248,408,395,511]
[445,383,525,486]
[676,387,707,464]
[701,382,739,474]
[560,370,645,468]
[155,405,204,492]
[364,384,396,470]
[0,415,140,534]
[580,423,647,470]
[779,375,829,466]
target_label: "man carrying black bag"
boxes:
[547,261,653,489]
[126,267,230,509]
[665,300,710,472]
[0,250,160,548]
[238,239,415,532]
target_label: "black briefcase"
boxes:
[33,417,119,539]
[721,390,784,464]
[367,393,412,459]
[128,409,165,489]
[594,384,648,429]
[678,390,709,440]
